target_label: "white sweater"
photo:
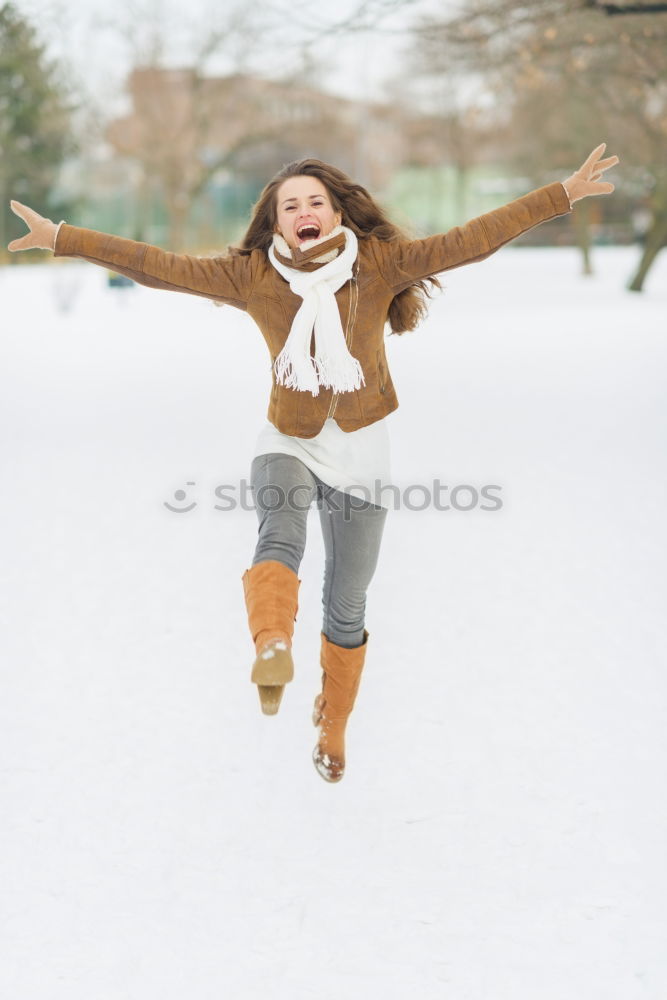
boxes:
[252,414,393,509]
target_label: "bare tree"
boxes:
[93,2,275,248]
[397,1,667,287]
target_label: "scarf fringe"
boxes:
[274,349,321,397]
[273,349,366,397]
[313,353,366,392]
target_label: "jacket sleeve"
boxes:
[53,225,256,310]
[372,181,573,293]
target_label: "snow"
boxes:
[1,244,666,999]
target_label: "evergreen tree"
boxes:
[0,2,76,261]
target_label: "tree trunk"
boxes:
[573,198,593,277]
[627,209,667,292]
[628,169,667,292]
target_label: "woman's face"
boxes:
[274,175,342,250]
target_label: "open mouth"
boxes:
[296,223,321,244]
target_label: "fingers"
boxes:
[576,146,619,193]
[582,181,615,198]
[595,156,619,171]
[10,199,44,227]
[10,199,30,221]
[590,164,616,181]
[7,235,32,252]
[579,143,606,171]
[8,199,55,251]
[563,145,619,204]
[581,144,619,172]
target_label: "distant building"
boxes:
[105,66,447,196]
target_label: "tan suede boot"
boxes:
[242,560,300,716]
[312,630,369,782]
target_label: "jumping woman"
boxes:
[8,141,619,783]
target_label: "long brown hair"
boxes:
[230,158,441,335]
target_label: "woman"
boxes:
[8,142,619,783]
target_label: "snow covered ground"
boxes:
[1,244,665,999]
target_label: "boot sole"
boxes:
[257,685,285,716]
[251,646,294,716]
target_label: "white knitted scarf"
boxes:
[268,225,366,397]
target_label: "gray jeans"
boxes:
[250,453,388,648]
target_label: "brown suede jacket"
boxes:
[54,181,572,438]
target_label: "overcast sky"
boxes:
[11,0,457,115]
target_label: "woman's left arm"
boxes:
[374,143,619,292]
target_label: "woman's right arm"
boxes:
[8,200,256,310]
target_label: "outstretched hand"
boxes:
[562,143,619,206]
[7,200,59,251]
